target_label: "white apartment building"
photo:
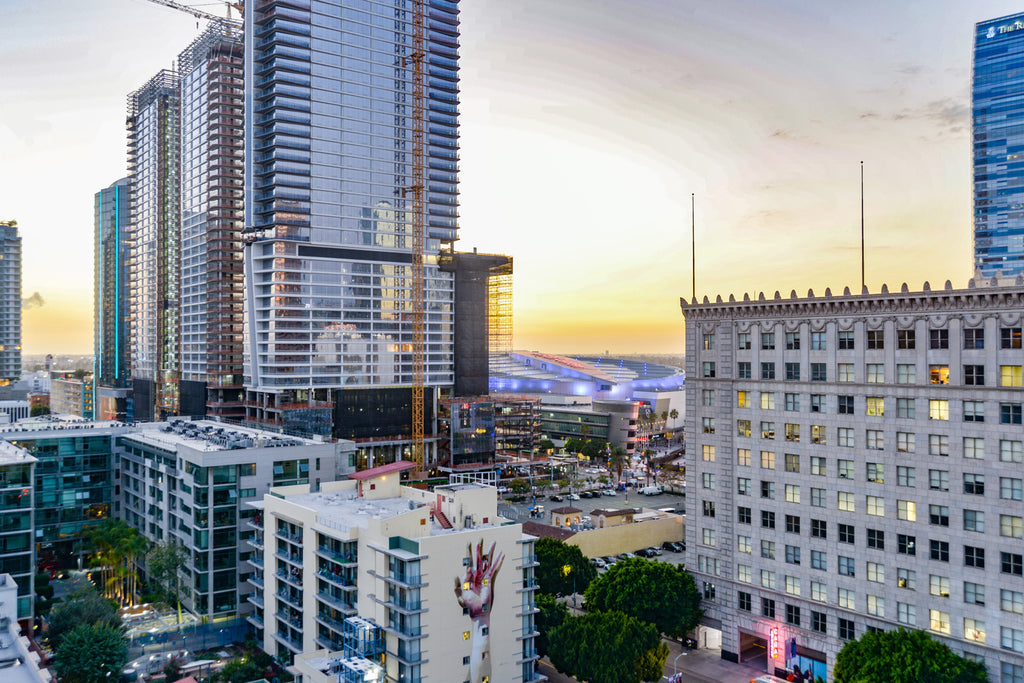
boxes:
[248,461,541,683]
[683,281,1024,682]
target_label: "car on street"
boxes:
[662,541,684,552]
[549,494,564,502]
[600,489,616,496]
[567,493,580,500]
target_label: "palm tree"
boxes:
[643,449,655,485]
[608,445,628,484]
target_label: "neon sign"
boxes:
[769,627,780,658]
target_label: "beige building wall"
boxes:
[568,514,684,558]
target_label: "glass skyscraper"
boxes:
[973,12,1024,277]
[0,221,20,385]
[94,178,130,388]
[243,0,459,448]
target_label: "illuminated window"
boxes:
[929,575,950,598]
[760,392,775,410]
[785,484,800,504]
[784,423,799,442]
[897,500,916,521]
[867,562,885,583]
[760,422,775,439]
[866,397,884,416]
[1001,327,1022,349]
[701,445,715,462]
[929,400,949,420]
[1001,515,1024,539]
[838,587,855,609]
[736,448,751,466]
[737,420,751,437]
[929,365,949,384]
[964,618,986,644]
[1001,365,1023,387]
[737,535,751,554]
[867,595,885,617]
[760,451,775,469]
[866,495,884,516]
[838,491,854,512]
[929,610,950,635]
[737,390,749,408]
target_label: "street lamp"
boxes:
[562,564,576,609]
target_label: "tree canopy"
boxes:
[535,592,568,658]
[148,540,189,621]
[535,537,596,597]
[580,439,605,459]
[54,623,128,683]
[548,610,668,683]
[584,558,701,637]
[833,628,988,683]
[46,587,121,650]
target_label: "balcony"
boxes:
[316,544,356,566]
[276,569,303,589]
[247,574,264,589]
[275,528,303,545]
[247,593,264,609]
[316,591,356,614]
[276,590,302,610]
[276,609,302,630]
[316,567,355,590]
[271,631,303,654]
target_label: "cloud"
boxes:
[889,97,969,132]
[22,292,44,310]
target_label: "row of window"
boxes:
[710,327,1023,352]
[727,392,1023,419]
[703,360,1024,386]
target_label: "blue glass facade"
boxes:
[243,1,459,399]
[94,178,130,388]
[973,13,1024,277]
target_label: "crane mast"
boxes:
[407,0,427,471]
[141,0,242,27]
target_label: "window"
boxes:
[785,484,800,503]
[810,456,826,476]
[1001,515,1024,539]
[866,462,884,483]
[964,328,984,349]
[867,561,885,583]
[866,430,883,450]
[761,481,775,499]
[898,567,916,589]
[964,473,985,495]
[702,362,716,378]
[785,363,800,381]
[736,477,751,496]
[731,506,752,528]
[737,332,751,350]
[760,450,775,468]
[897,432,916,453]
[736,565,752,585]
[964,364,985,386]
[964,400,985,422]
[785,514,801,534]
[838,491,855,512]
[965,546,985,569]
[702,473,715,489]
[782,454,800,474]
[929,505,949,527]
[761,362,775,380]
[761,332,775,350]
[737,535,752,554]
[838,587,855,609]
[839,523,855,544]
[929,400,949,420]
[929,434,949,456]
[866,364,884,383]
[930,365,950,384]
[786,604,801,626]
[738,362,751,379]
[703,500,716,517]
[963,437,984,459]
[897,466,916,487]
[811,331,826,350]
[930,329,949,349]
[784,393,799,411]
[702,389,715,406]
[760,391,775,410]
[761,510,775,529]
[702,582,716,601]
[812,611,827,634]
[838,395,855,414]
[702,445,716,462]
[929,469,949,492]
[1002,327,1023,349]
[1001,403,1022,425]
[1001,439,1023,462]
[1002,589,1024,614]
[761,570,776,589]
[867,594,885,617]
[736,390,749,408]
[867,329,884,349]
[811,519,826,538]
[1002,552,1024,576]
[811,550,826,571]
[762,597,776,619]
[897,363,916,384]
[785,332,800,350]
[810,487,826,507]
[810,425,825,444]
[837,460,854,479]
[737,448,751,466]
[737,419,751,437]
[838,331,855,350]
[702,333,716,350]
[737,591,752,611]
[898,603,916,626]
[898,329,915,349]
[702,417,716,433]
[838,363,854,382]
[785,545,800,564]
[867,529,885,550]
[810,363,826,382]
[866,396,884,416]
[930,574,950,598]
[785,424,800,442]
[1003,366,1024,387]
[1001,477,1023,501]
[963,509,985,533]
[929,610,950,635]
[810,394,824,412]
[898,534,917,555]
[897,500,917,521]
[811,581,827,602]
[965,581,986,606]
[701,528,716,546]
[761,540,776,559]
[1001,627,1024,654]
[838,427,854,447]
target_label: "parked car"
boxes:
[579,491,592,499]
[635,548,656,558]
[662,541,684,552]
[647,546,662,556]
[602,555,618,566]
[617,552,637,561]
[640,485,663,495]
[590,557,606,569]
[601,489,616,496]
[567,493,580,501]
[549,494,563,502]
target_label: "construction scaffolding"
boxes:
[491,394,540,461]
[488,256,513,359]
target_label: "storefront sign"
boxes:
[769,627,779,658]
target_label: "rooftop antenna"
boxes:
[691,193,696,301]
[860,161,865,292]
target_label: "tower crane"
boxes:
[140,0,242,27]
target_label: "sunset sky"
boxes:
[2,0,1021,355]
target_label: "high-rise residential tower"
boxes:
[973,12,1024,277]
[178,22,246,420]
[242,1,460,458]
[0,221,21,385]
[94,178,130,389]
[127,70,181,421]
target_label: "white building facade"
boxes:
[683,282,1024,682]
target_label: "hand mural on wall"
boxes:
[455,540,504,683]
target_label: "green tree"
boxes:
[584,558,701,637]
[608,445,628,482]
[87,518,147,604]
[147,540,189,623]
[535,592,569,657]
[509,477,530,495]
[46,587,121,650]
[54,623,128,683]
[833,628,988,683]
[218,657,265,683]
[538,439,555,453]
[581,439,605,459]
[535,537,597,597]
[564,438,583,455]
[30,404,50,417]
[668,408,678,424]
[548,610,668,683]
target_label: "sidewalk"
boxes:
[663,639,766,683]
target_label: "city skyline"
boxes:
[3,0,1024,355]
